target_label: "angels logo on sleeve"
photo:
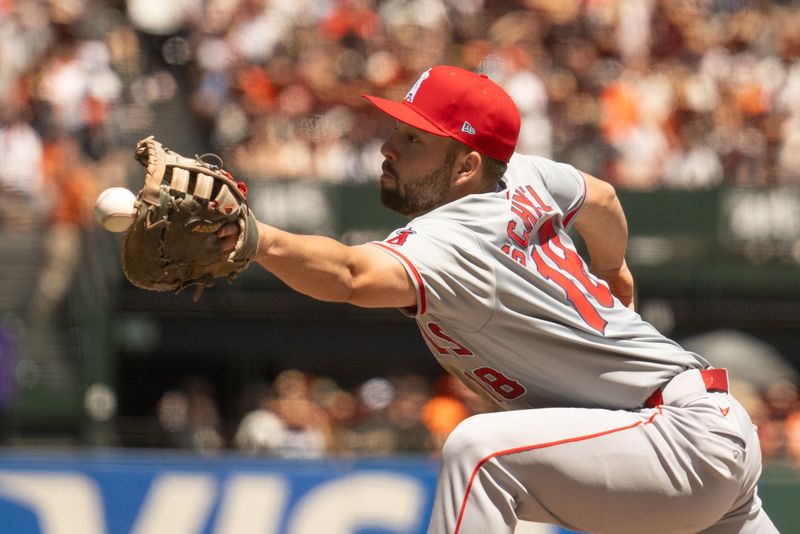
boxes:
[385,228,416,246]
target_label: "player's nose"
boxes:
[380,134,398,161]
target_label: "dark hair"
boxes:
[481,155,508,183]
[448,139,508,184]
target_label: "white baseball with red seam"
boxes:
[94,187,137,232]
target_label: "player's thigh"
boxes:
[441,406,740,533]
[441,406,657,514]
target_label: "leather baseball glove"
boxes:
[121,136,259,300]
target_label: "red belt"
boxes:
[644,368,729,408]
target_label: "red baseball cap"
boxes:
[363,65,521,163]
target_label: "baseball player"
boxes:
[219,65,776,533]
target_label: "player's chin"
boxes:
[379,189,411,215]
[379,188,393,206]
[379,177,399,199]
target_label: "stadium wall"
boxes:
[0,452,796,533]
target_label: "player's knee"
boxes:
[441,413,491,464]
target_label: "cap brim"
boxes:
[362,95,450,137]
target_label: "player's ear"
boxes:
[452,149,482,186]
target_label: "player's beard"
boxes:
[380,146,457,217]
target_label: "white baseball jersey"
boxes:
[372,153,709,411]
[368,153,776,534]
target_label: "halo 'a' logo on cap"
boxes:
[405,68,431,103]
[461,121,476,135]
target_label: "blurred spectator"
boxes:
[0,102,45,228]
[36,38,122,136]
[348,376,398,455]
[234,383,287,455]
[263,369,331,458]
[386,374,434,454]
[0,3,54,107]
[661,111,724,189]
[28,135,98,323]
[422,374,491,451]
[272,396,329,458]
[759,379,800,463]
[156,376,224,453]
[310,376,359,455]
[234,407,286,455]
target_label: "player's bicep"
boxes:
[573,173,625,233]
[346,243,418,309]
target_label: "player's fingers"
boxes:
[217,222,239,238]
[594,263,635,310]
[220,235,238,255]
[217,223,240,256]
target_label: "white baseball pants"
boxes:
[428,370,778,534]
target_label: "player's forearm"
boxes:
[254,222,358,302]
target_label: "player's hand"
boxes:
[593,261,635,310]
[217,223,240,256]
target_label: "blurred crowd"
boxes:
[149,368,800,469]
[153,370,494,458]
[4,0,800,223]
[734,377,800,469]
[4,0,800,467]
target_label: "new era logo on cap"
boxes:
[362,65,521,163]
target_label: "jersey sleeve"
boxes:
[369,219,495,331]
[524,155,587,229]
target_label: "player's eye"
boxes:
[392,122,421,144]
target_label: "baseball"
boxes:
[94,187,137,233]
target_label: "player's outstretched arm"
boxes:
[219,221,417,309]
[573,173,635,309]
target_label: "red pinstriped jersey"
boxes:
[371,153,708,411]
